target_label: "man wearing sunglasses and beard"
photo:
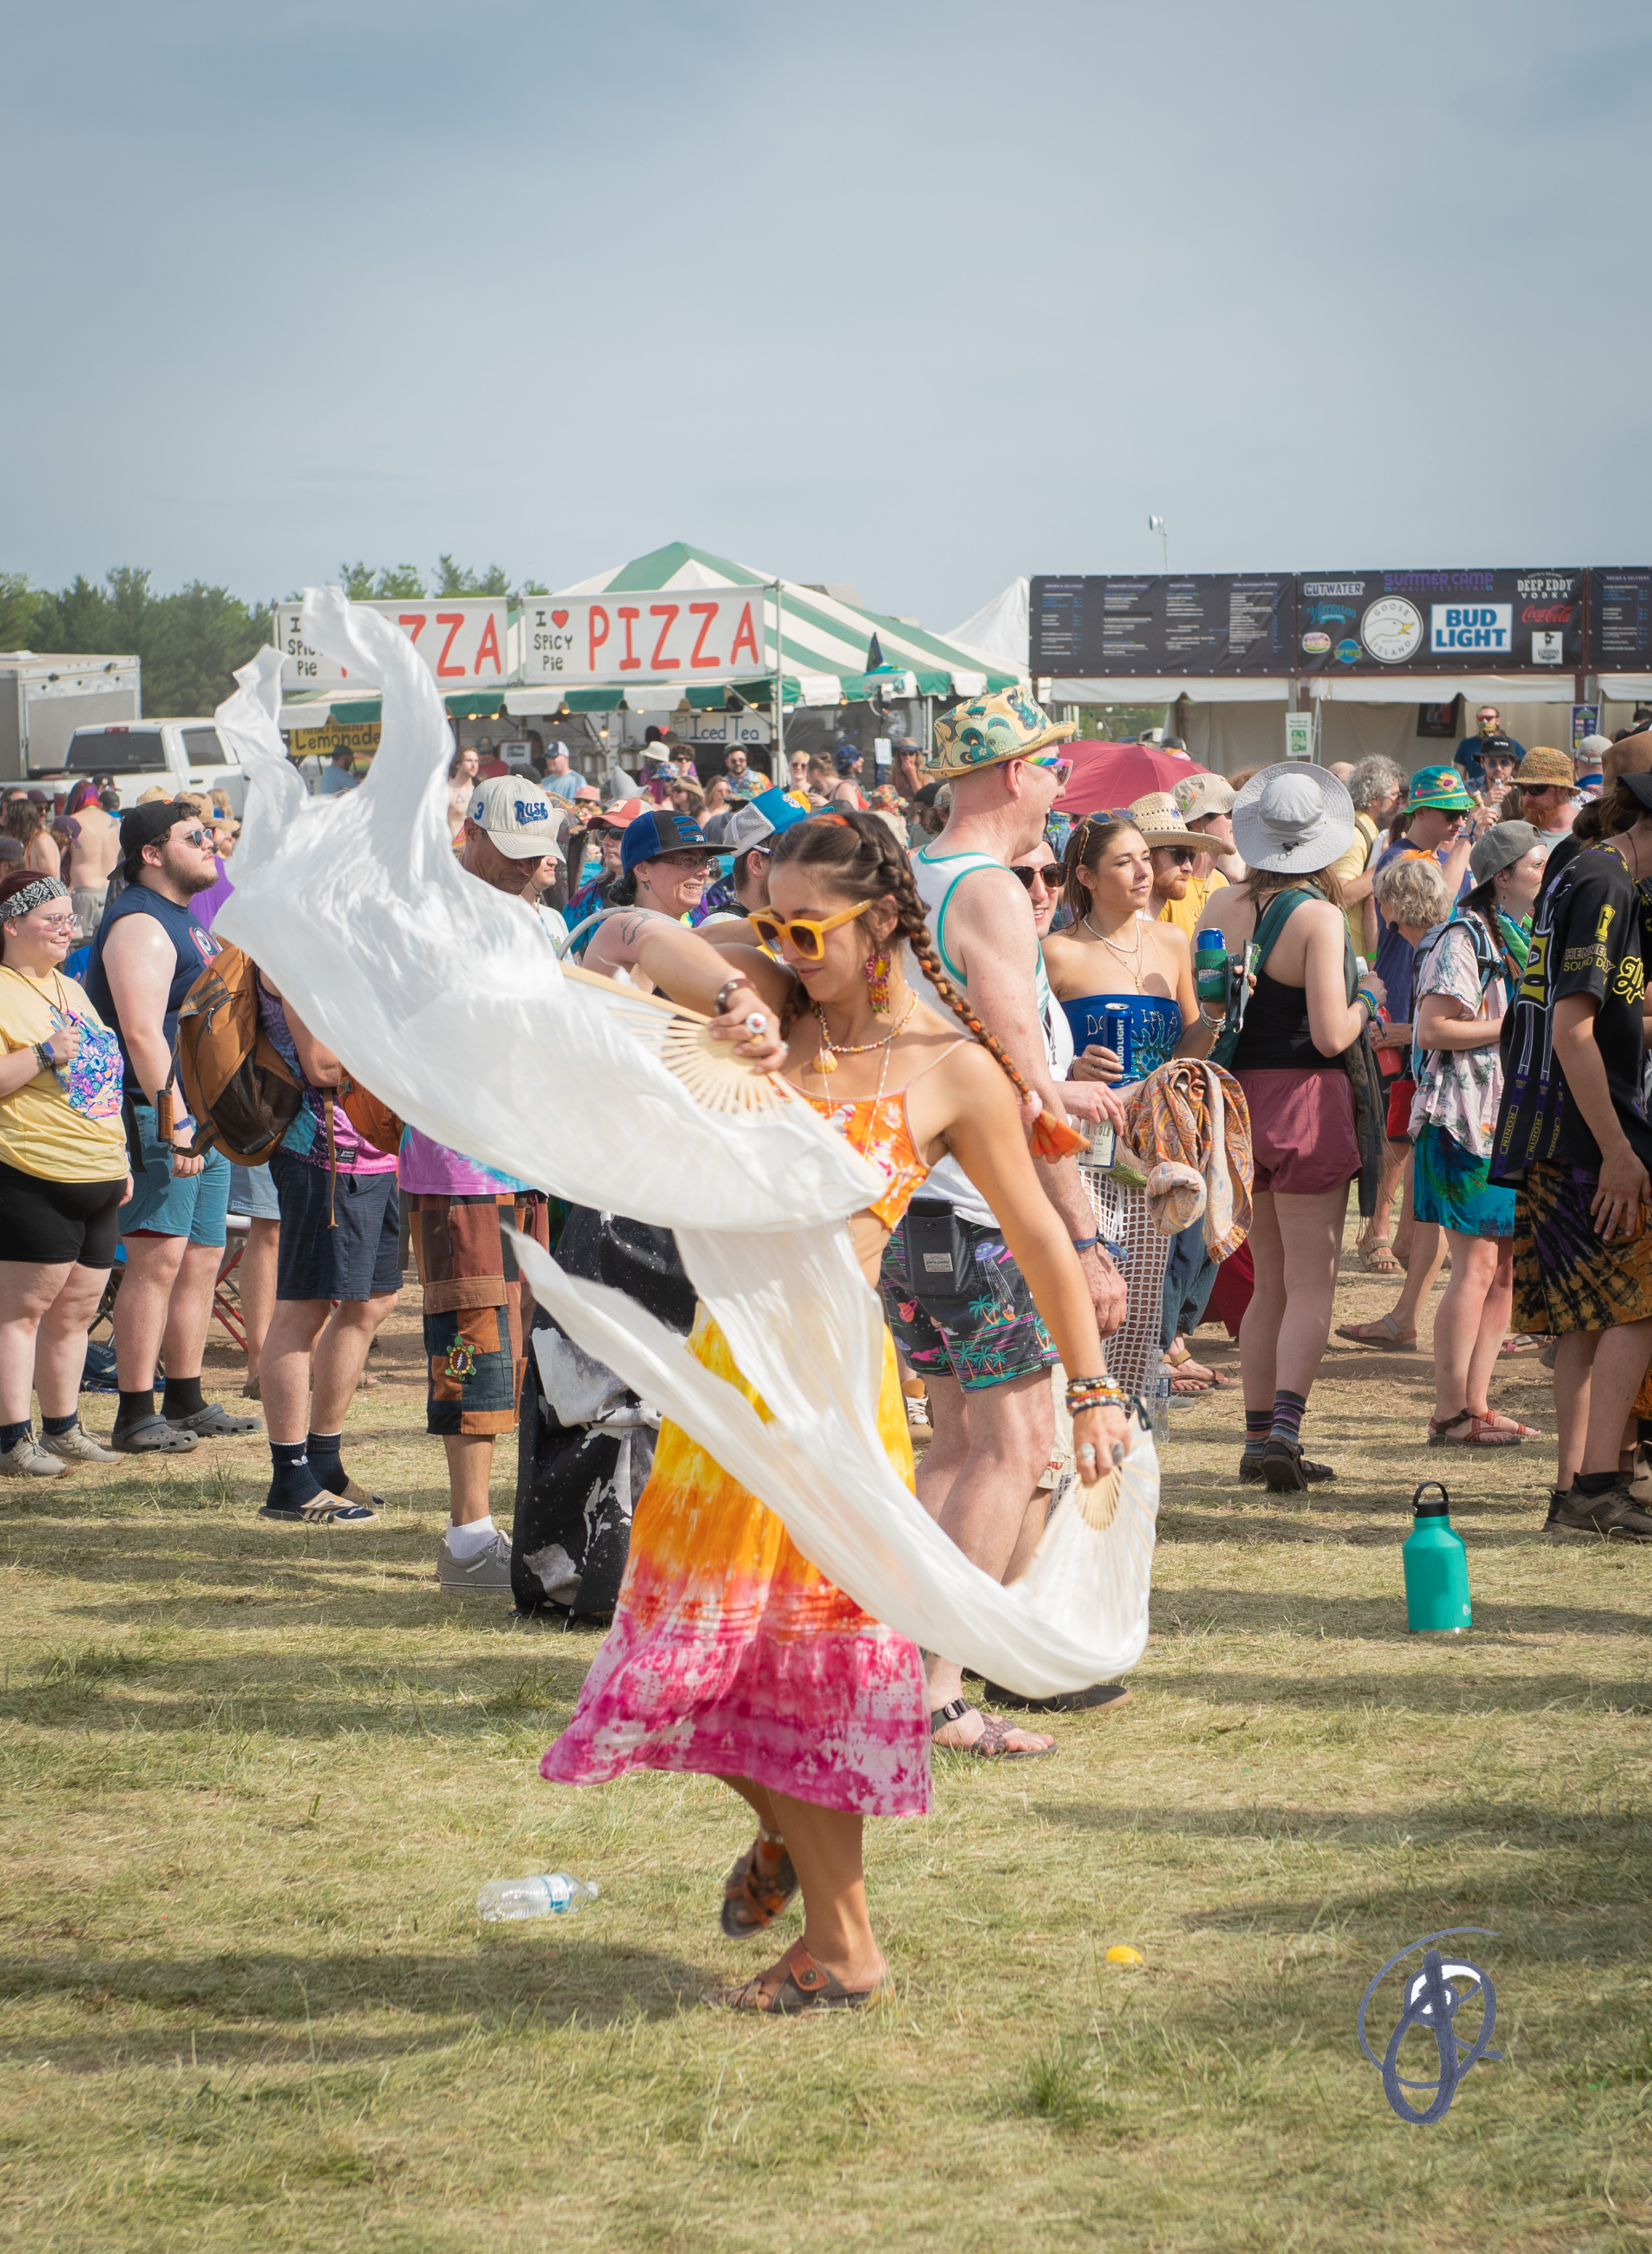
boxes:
[83,802,257,1455]
[894,692,1130,1751]
[1128,790,1230,934]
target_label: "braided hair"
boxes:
[766,809,1038,1108]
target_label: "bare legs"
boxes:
[1240,1185,1349,1411]
[262,1292,398,1445]
[231,1217,279,1381]
[0,1258,108,1423]
[1432,1232,1513,1423]
[113,1234,220,1393]
[1553,1321,1652,1487]
[916,1369,1054,1753]
[443,1433,495,1527]
[717,1775,882,1989]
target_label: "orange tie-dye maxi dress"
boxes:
[540,1091,936,1817]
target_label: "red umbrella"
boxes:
[1056,740,1211,820]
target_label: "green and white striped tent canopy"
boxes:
[552,541,1022,712]
[273,543,1022,729]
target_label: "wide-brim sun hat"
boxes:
[928,687,1076,780]
[1231,764,1355,874]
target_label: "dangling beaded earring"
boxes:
[863,943,893,1015]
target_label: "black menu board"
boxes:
[1030,574,1294,676]
[1589,568,1652,670]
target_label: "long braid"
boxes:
[768,809,1036,1106]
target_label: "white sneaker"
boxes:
[40,1421,120,1465]
[0,1430,69,1479]
[437,1528,513,1593]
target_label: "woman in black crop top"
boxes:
[1219,767,1388,1495]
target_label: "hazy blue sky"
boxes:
[5,0,1648,627]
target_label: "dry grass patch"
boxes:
[3,1274,1652,2249]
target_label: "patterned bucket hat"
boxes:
[928,687,1076,780]
[1406,764,1476,814]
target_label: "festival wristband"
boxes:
[34,1040,56,1072]
[1070,1232,1105,1253]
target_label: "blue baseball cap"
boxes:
[620,806,708,874]
[721,786,812,855]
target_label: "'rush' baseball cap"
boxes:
[466,775,562,859]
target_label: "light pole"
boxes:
[1148,514,1169,573]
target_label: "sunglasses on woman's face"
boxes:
[748,899,872,959]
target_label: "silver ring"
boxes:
[1076,1443,1097,1463]
[744,1012,767,1034]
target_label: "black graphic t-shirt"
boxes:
[1492,843,1652,1180]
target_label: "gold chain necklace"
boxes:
[1082,912,1144,984]
[812,991,917,1077]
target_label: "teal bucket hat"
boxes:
[1407,764,1476,814]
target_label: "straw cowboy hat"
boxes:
[928,687,1076,780]
[1127,791,1201,848]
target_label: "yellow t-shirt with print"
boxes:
[1157,869,1230,937]
[0,967,128,1181]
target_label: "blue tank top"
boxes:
[83,885,222,1095]
[1060,992,1182,1084]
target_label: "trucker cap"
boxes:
[120,798,201,878]
[722,786,812,856]
[620,807,708,874]
[466,775,562,860]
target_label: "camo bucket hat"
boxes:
[928,687,1077,780]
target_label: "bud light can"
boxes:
[1103,1002,1132,1082]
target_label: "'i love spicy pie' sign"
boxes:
[518,590,773,686]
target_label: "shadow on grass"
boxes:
[1147,1588,1652,1641]
[1039,1793,1652,1849]
[0,1938,711,2061]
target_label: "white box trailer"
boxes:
[0,653,141,784]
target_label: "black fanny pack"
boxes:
[902,1196,981,1325]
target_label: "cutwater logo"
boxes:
[1432,604,1512,655]
[1357,1928,1500,2126]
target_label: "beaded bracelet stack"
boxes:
[1065,1373,1126,1414]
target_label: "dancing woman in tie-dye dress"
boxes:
[543,810,1128,2013]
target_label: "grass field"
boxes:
[4,1246,1652,2253]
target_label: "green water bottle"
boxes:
[1404,1481,1472,1634]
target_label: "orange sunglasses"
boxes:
[748,899,872,960]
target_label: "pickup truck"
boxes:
[35,720,251,812]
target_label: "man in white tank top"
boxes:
[883,692,1128,1752]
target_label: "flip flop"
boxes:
[1498,1336,1544,1357]
[1335,1312,1419,1349]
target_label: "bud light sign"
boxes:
[1432,604,1512,656]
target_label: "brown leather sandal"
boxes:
[720,1829,798,1939]
[705,1937,891,2014]
[929,1697,1054,1759]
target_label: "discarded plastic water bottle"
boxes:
[476,1873,599,1922]
[1152,1363,1171,1447]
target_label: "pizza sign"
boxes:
[518,590,772,685]
[276,600,509,690]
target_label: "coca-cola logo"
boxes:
[1521,604,1574,625]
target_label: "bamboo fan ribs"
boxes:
[559,962,788,1115]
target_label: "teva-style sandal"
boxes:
[1428,1409,1520,1447]
[1361,1242,1402,1274]
[1470,1408,1540,1440]
[706,1938,891,2014]
[721,1830,799,1940]
[1334,1312,1417,1349]
[929,1697,1054,1759]
[1241,1448,1334,1486]
[1166,1343,1234,1389]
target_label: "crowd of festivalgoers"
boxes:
[7,692,1652,1643]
